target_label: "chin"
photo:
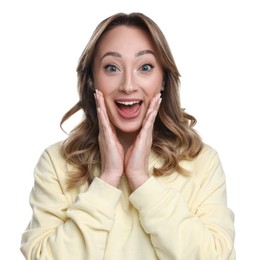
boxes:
[115,122,142,134]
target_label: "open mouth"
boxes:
[115,100,143,119]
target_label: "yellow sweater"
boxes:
[21,142,235,259]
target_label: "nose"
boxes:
[119,70,137,94]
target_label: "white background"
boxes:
[1,0,260,259]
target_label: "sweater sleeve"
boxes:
[21,148,121,260]
[129,150,235,260]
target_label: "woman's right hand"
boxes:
[94,90,124,188]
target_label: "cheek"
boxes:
[95,75,120,93]
[141,76,163,95]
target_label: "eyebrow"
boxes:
[101,49,156,60]
[135,49,156,57]
[101,52,121,60]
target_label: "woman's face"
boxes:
[93,25,164,134]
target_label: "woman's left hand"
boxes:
[124,93,162,190]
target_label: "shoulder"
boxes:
[44,140,64,157]
[199,143,218,158]
[192,143,220,166]
[34,140,68,186]
[191,143,226,184]
[180,143,224,181]
[34,141,65,170]
[35,140,88,202]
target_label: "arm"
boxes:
[129,149,235,260]
[21,148,121,260]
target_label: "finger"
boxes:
[95,90,115,139]
[97,90,119,138]
[136,94,161,145]
[95,90,120,147]
[155,93,162,111]
[94,90,104,133]
[142,93,162,128]
[95,90,110,125]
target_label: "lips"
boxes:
[115,99,143,119]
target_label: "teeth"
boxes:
[116,101,140,106]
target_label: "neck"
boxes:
[116,129,139,152]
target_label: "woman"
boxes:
[21,12,235,259]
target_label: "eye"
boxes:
[139,64,154,72]
[104,64,119,72]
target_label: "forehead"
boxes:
[95,25,156,55]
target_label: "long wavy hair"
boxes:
[60,12,203,189]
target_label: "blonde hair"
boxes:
[60,12,203,189]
